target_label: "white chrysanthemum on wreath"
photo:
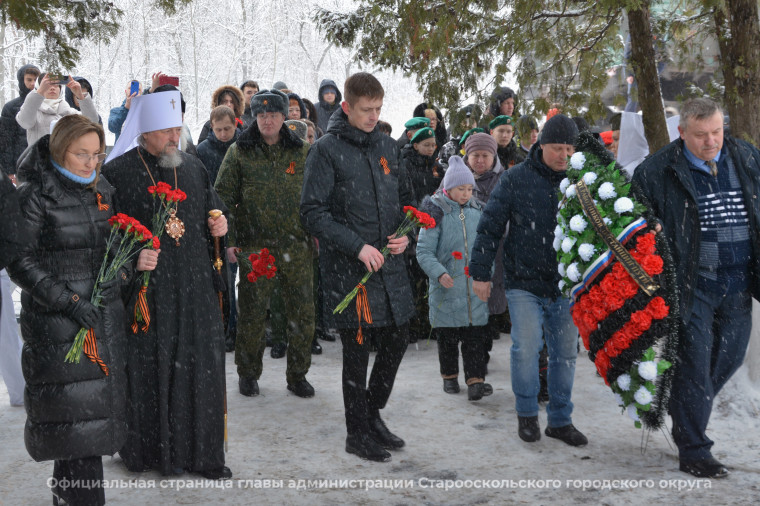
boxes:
[558,262,566,277]
[598,182,617,200]
[561,236,576,253]
[558,279,566,290]
[553,235,562,252]
[566,262,581,282]
[634,386,653,405]
[554,224,564,239]
[559,178,570,194]
[627,405,640,422]
[616,373,631,391]
[603,217,612,226]
[582,172,598,185]
[569,215,587,233]
[578,243,596,262]
[614,197,634,214]
[638,361,658,381]
[614,392,624,407]
[565,184,577,198]
[570,152,586,170]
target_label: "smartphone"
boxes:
[158,75,179,87]
[130,80,140,96]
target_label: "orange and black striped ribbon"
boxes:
[96,193,109,211]
[131,285,150,333]
[355,284,373,344]
[379,156,390,175]
[83,328,109,376]
[286,162,296,174]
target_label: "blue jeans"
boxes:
[670,288,752,461]
[506,289,578,427]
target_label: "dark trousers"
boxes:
[338,324,409,434]
[435,325,486,382]
[53,456,105,506]
[670,288,752,461]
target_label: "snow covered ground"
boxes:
[1,332,759,505]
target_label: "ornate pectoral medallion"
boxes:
[166,208,186,246]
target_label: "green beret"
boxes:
[459,127,484,149]
[411,127,435,144]
[404,117,430,130]
[489,115,513,130]
[251,89,288,117]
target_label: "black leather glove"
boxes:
[99,277,121,303]
[63,291,100,329]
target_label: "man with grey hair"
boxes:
[101,93,231,480]
[633,97,760,478]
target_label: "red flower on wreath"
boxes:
[635,232,656,256]
[647,296,669,319]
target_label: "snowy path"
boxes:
[2,333,759,504]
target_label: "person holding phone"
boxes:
[15,73,99,146]
[108,80,143,142]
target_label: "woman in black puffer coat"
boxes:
[8,115,155,506]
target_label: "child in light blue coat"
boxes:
[416,156,492,400]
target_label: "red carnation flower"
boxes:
[152,237,160,249]
[647,296,669,319]
[452,251,463,260]
[635,232,656,256]
[464,266,470,277]
[640,254,664,276]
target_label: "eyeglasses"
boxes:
[68,151,107,164]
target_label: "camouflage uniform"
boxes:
[215,122,314,385]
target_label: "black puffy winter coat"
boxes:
[7,135,128,462]
[301,110,416,328]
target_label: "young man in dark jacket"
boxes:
[470,114,588,448]
[314,78,342,134]
[0,64,40,178]
[633,98,760,479]
[301,72,416,463]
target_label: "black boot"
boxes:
[518,416,541,442]
[239,377,259,397]
[270,341,287,359]
[367,413,405,449]
[443,378,460,394]
[346,433,391,462]
[468,382,493,401]
[544,424,588,446]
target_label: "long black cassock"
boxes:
[102,146,226,476]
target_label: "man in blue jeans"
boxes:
[470,114,587,446]
[633,97,760,479]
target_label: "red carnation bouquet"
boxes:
[247,248,277,282]
[334,205,436,343]
[132,182,188,333]
[65,213,154,374]
[555,133,679,430]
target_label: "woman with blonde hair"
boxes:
[9,115,157,505]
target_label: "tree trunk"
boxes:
[713,0,760,146]
[626,3,670,153]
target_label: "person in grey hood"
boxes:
[0,64,40,177]
[315,78,342,134]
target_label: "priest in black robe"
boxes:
[101,90,230,479]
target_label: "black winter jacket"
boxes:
[470,143,566,298]
[632,137,760,320]
[7,136,128,462]
[401,144,441,204]
[496,139,526,169]
[301,110,416,328]
[315,79,342,134]
[197,128,240,185]
[0,64,39,175]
